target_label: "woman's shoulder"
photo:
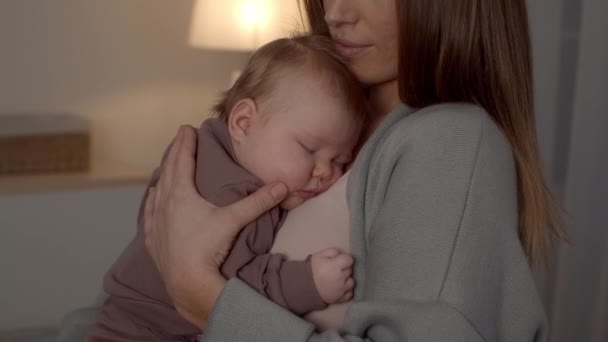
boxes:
[351,102,516,201]
[394,102,489,140]
[409,102,487,124]
[385,102,512,160]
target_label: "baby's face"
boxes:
[236,73,360,210]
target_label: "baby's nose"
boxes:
[312,161,333,182]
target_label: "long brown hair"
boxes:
[299,0,566,266]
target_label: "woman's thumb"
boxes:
[222,182,288,228]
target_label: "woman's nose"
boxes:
[324,0,359,28]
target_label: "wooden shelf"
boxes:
[0,159,151,196]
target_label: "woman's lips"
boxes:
[333,38,372,58]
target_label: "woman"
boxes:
[144,0,565,340]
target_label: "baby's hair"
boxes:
[211,35,368,127]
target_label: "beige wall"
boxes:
[0,0,249,169]
[0,0,249,331]
[0,186,145,330]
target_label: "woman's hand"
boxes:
[143,125,288,328]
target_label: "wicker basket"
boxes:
[0,114,90,175]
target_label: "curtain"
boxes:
[546,0,608,341]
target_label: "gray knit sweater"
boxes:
[203,103,547,341]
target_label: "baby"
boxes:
[87,35,368,341]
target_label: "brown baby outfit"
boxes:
[86,119,326,341]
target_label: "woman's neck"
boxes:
[365,79,400,137]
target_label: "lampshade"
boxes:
[189,0,305,51]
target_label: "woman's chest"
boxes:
[271,172,351,258]
[270,172,352,332]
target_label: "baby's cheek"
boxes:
[278,158,314,190]
[335,165,345,179]
[326,166,344,186]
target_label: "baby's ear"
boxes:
[228,98,257,143]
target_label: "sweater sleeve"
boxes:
[202,106,546,341]
[218,184,327,315]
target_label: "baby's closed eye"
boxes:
[298,140,316,154]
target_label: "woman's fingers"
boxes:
[143,186,156,236]
[172,126,200,192]
[157,127,185,196]
[143,186,162,270]
[220,182,288,231]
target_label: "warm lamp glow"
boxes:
[189,0,305,51]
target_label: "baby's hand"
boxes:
[310,248,354,304]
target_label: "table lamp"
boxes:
[189,0,305,51]
[189,0,305,84]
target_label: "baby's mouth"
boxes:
[293,190,320,199]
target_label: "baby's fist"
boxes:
[310,248,354,304]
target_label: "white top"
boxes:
[271,171,352,332]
